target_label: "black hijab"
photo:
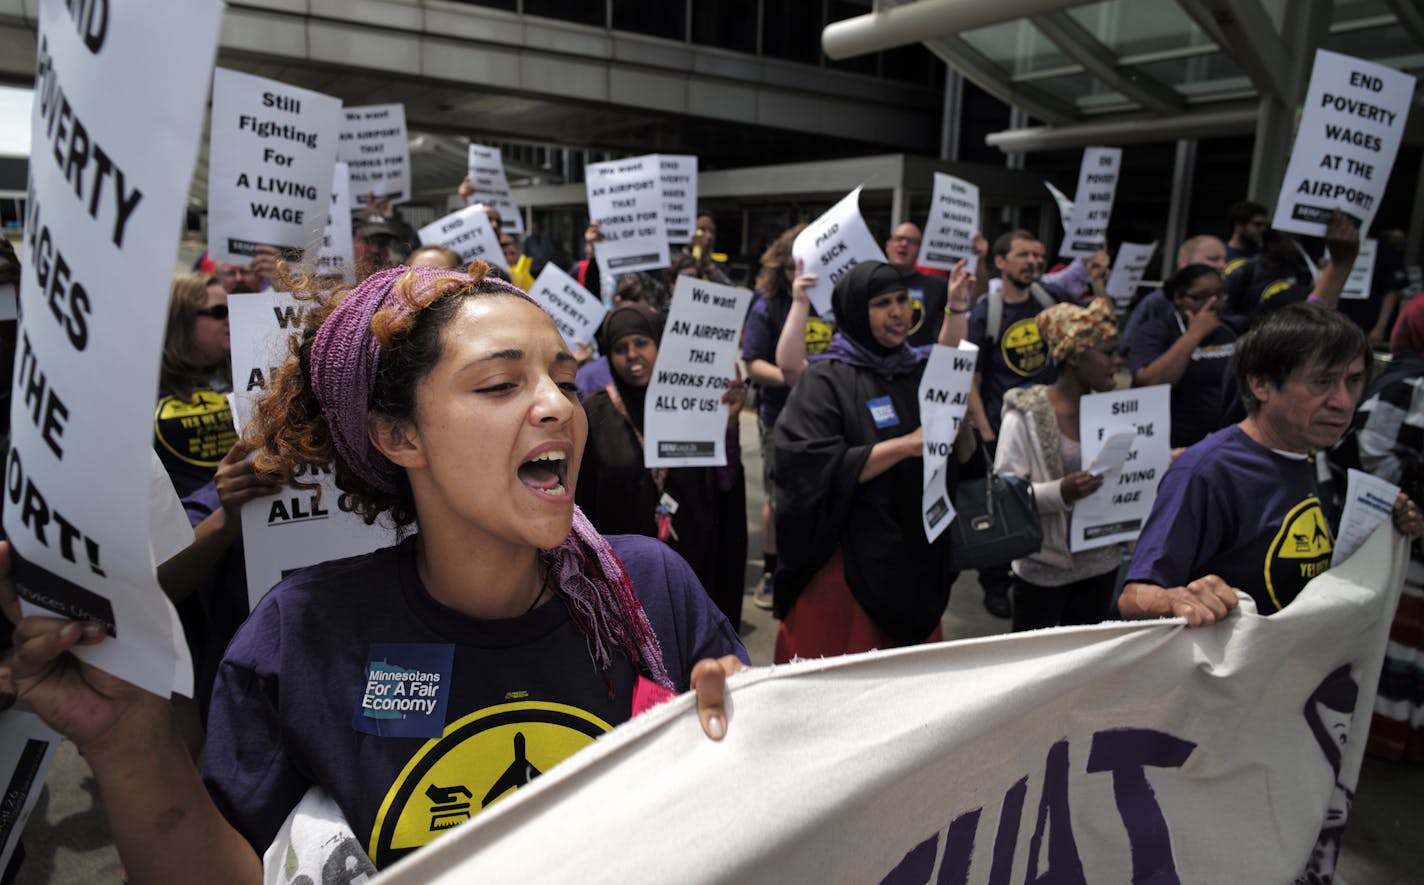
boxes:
[819,260,922,380]
[596,302,663,431]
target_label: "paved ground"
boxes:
[12,408,1422,883]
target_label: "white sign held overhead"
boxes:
[1273,50,1416,238]
[315,161,355,282]
[9,0,224,698]
[467,144,525,235]
[337,103,410,205]
[0,712,60,874]
[1062,146,1121,257]
[1071,384,1171,552]
[417,204,506,269]
[791,186,887,320]
[207,68,342,264]
[1105,241,1158,307]
[643,276,752,468]
[528,263,608,351]
[585,155,670,276]
[1044,180,1075,237]
[228,292,394,609]
[658,154,698,244]
[918,343,977,542]
[1337,238,1377,301]
[920,173,980,273]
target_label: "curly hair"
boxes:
[247,260,523,528]
[160,271,230,399]
[754,223,806,300]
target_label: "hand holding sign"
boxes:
[792,187,886,319]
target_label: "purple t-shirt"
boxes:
[741,295,830,427]
[1126,312,1236,448]
[202,534,746,869]
[1118,288,1172,358]
[1125,425,1334,615]
[576,356,613,399]
[966,286,1071,432]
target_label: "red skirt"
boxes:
[774,547,943,664]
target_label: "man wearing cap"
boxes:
[353,215,400,280]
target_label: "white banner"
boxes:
[228,292,394,609]
[791,186,887,320]
[643,276,752,468]
[585,155,669,275]
[207,68,341,264]
[417,204,505,269]
[467,144,524,235]
[1062,147,1121,258]
[1273,51,1415,238]
[527,263,607,351]
[919,343,977,542]
[338,103,410,205]
[0,711,60,874]
[374,526,1409,885]
[8,0,222,697]
[658,154,697,244]
[1044,180,1074,238]
[315,161,355,282]
[1105,241,1158,307]
[1071,385,1171,552]
[1337,238,1377,301]
[920,173,980,273]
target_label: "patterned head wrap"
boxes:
[1036,298,1118,365]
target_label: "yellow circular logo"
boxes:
[907,289,925,336]
[1001,318,1049,377]
[153,390,236,467]
[1263,497,1333,611]
[1262,279,1295,302]
[805,316,833,356]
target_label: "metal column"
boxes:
[1163,139,1197,277]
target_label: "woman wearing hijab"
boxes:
[578,303,749,627]
[995,299,1127,631]
[771,262,977,662]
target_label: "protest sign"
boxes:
[315,161,355,282]
[373,526,1408,885]
[1071,384,1171,552]
[1061,146,1121,257]
[228,292,394,609]
[792,186,887,319]
[1044,180,1074,238]
[918,343,976,542]
[7,0,222,697]
[0,712,60,874]
[467,144,524,234]
[585,155,669,276]
[1273,51,1415,238]
[920,173,979,273]
[1337,238,1377,300]
[643,276,752,468]
[1105,241,1158,308]
[527,263,607,351]
[658,154,697,244]
[418,204,505,268]
[338,103,410,206]
[208,68,341,264]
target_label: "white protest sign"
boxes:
[585,155,669,275]
[1332,468,1399,566]
[1044,180,1074,237]
[315,161,355,282]
[1337,238,1377,300]
[528,263,607,351]
[1087,430,1134,477]
[1273,51,1416,237]
[467,144,524,234]
[657,154,698,244]
[919,343,977,542]
[1061,146,1121,257]
[1105,241,1158,307]
[791,186,887,320]
[0,711,60,874]
[418,204,505,268]
[375,527,1409,885]
[207,69,341,264]
[1070,384,1171,552]
[643,276,752,468]
[338,103,410,206]
[228,292,394,609]
[920,173,980,273]
[7,0,222,698]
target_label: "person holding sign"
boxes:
[577,304,748,627]
[772,262,978,661]
[155,272,237,498]
[994,300,1126,632]
[1,261,747,879]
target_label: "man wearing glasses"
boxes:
[884,222,949,349]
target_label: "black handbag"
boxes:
[949,430,1044,571]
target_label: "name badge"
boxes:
[867,396,900,429]
[353,643,455,738]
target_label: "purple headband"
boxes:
[308,264,540,494]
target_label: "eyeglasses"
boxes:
[195,305,229,320]
[890,235,921,245]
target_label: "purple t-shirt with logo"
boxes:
[742,294,831,428]
[1125,425,1333,615]
[1126,312,1236,448]
[202,534,746,869]
[966,287,1071,432]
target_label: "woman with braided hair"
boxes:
[0,260,746,880]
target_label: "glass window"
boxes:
[763,0,823,65]
[1064,0,1212,58]
[524,0,604,28]
[692,0,757,53]
[613,0,685,41]
[960,20,1069,75]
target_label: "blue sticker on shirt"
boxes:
[353,643,455,738]
[867,396,900,429]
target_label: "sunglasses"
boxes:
[195,304,229,320]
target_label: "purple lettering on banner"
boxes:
[937,808,981,885]
[880,833,939,885]
[987,777,1027,885]
[1086,727,1195,885]
[1027,740,1086,884]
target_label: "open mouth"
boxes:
[517,450,570,498]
